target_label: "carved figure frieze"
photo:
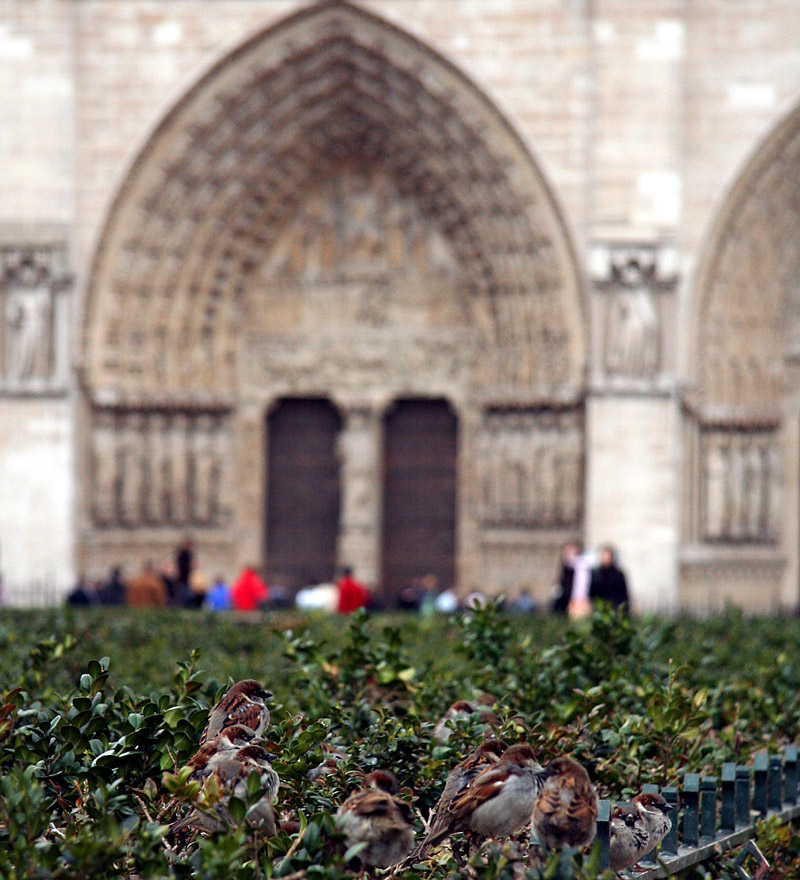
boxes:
[90,408,230,530]
[0,243,70,392]
[700,428,780,544]
[475,408,583,529]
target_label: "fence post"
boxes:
[700,777,717,842]
[754,754,768,817]
[662,787,679,856]
[768,755,783,810]
[684,774,700,847]
[735,765,751,828]
[721,764,736,833]
[597,799,610,871]
[639,785,661,867]
[785,746,798,806]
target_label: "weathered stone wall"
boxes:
[3,0,800,608]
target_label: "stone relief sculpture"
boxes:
[0,245,69,390]
[605,289,659,378]
[90,409,230,530]
[701,429,779,544]
[476,409,583,528]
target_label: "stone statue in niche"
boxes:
[189,414,218,525]
[92,410,118,527]
[4,286,52,383]
[118,413,145,527]
[143,413,169,525]
[703,433,728,540]
[169,413,189,525]
[605,288,659,378]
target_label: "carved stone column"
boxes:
[336,403,383,587]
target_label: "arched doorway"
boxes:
[266,399,341,589]
[684,98,800,611]
[78,0,587,595]
[382,400,457,598]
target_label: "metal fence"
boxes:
[596,746,800,877]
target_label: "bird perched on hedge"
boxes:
[186,724,261,780]
[409,739,508,862]
[200,679,272,744]
[410,743,545,858]
[531,757,598,851]
[170,743,279,836]
[609,793,672,873]
[336,770,416,869]
[432,696,499,745]
[307,743,349,782]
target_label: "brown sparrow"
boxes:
[433,698,498,745]
[336,770,415,869]
[413,743,545,855]
[170,743,279,836]
[200,679,272,744]
[410,739,508,861]
[306,743,348,782]
[532,757,598,851]
[185,724,260,780]
[609,793,672,873]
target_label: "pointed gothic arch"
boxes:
[684,97,800,610]
[78,0,588,591]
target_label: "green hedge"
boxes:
[1,605,798,879]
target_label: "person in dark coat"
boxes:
[98,566,126,606]
[589,545,630,611]
[551,540,582,615]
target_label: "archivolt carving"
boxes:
[699,428,780,544]
[692,103,800,415]
[475,408,583,529]
[82,0,585,401]
[90,408,230,530]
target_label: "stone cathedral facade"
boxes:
[3,0,800,612]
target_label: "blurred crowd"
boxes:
[65,539,629,616]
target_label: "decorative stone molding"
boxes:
[0,242,71,395]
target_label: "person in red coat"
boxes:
[336,567,370,614]
[230,566,269,611]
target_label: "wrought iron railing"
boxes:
[596,746,800,877]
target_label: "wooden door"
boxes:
[266,399,341,588]
[382,399,457,598]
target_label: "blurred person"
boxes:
[126,560,167,608]
[159,559,181,607]
[204,574,231,611]
[551,540,581,615]
[98,565,126,606]
[184,565,210,608]
[66,572,98,606]
[512,588,538,614]
[590,545,630,612]
[336,566,370,614]
[231,565,269,611]
[176,538,194,597]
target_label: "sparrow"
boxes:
[200,679,272,744]
[433,697,499,745]
[609,793,672,873]
[409,739,508,861]
[531,757,598,851]
[336,770,416,869]
[411,743,545,856]
[185,724,260,781]
[307,743,349,782]
[170,743,279,836]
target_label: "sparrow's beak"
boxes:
[658,803,672,814]
[261,689,273,700]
